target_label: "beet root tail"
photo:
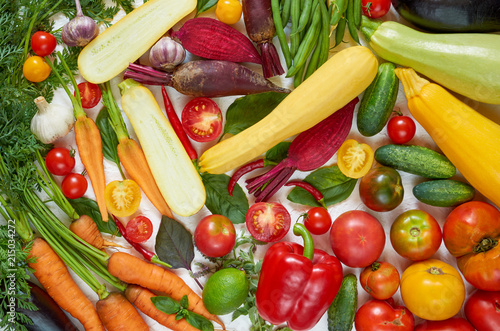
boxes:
[259,42,285,78]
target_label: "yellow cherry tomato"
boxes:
[215,0,243,25]
[400,259,465,321]
[23,55,51,82]
[104,179,142,217]
[337,139,374,178]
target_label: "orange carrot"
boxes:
[69,215,121,250]
[74,115,108,222]
[108,252,225,328]
[96,292,149,331]
[28,238,105,331]
[125,284,200,331]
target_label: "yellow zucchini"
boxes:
[395,67,500,208]
[78,0,196,84]
[199,46,378,174]
[118,79,205,217]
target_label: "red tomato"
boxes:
[246,202,291,242]
[359,166,404,212]
[304,207,332,235]
[387,115,416,144]
[443,201,500,291]
[330,210,385,268]
[360,261,400,300]
[414,317,475,331]
[194,214,236,257]
[61,173,87,199]
[464,290,500,331]
[181,98,223,142]
[30,31,57,57]
[125,215,153,243]
[390,209,442,261]
[75,82,102,109]
[355,298,415,331]
[361,0,391,19]
[45,147,75,176]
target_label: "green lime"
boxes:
[202,268,249,315]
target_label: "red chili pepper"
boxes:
[112,215,171,268]
[161,85,198,161]
[228,159,265,196]
[285,179,326,208]
[256,223,343,330]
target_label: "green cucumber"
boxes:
[413,179,475,207]
[328,273,357,331]
[375,144,456,179]
[357,62,399,136]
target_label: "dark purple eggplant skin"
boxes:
[392,0,500,32]
[17,281,78,331]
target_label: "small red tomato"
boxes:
[360,261,400,300]
[361,0,392,19]
[126,215,154,243]
[246,202,291,242]
[414,317,475,331]
[61,173,88,199]
[45,147,75,176]
[194,214,236,257]
[355,298,415,331]
[387,115,416,144]
[75,82,102,109]
[464,290,500,331]
[31,31,57,57]
[304,207,332,235]
[181,97,223,142]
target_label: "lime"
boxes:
[202,268,249,315]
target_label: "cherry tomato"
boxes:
[355,298,415,331]
[387,115,416,144]
[360,261,400,300]
[23,56,51,82]
[337,139,374,178]
[181,97,223,142]
[104,179,141,217]
[30,31,57,57]
[125,215,153,243]
[61,173,88,199]
[361,0,391,19]
[194,214,236,257]
[464,290,500,331]
[303,207,332,235]
[414,317,475,331]
[215,0,243,25]
[45,147,75,176]
[390,209,442,261]
[75,82,102,109]
[400,259,465,321]
[330,210,385,268]
[246,202,291,242]
[359,166,404,212]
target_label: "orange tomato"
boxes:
[337,139,374,178]
[104,179,141,217]
[23,55,51,82]
[215,0,242,25]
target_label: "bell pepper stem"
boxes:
[293,223,314,261]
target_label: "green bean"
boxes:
[294,0,314,34]
[290,0,301,57]
[293,62,306,87]
[330,0,347,26]
[271,0,293,68]
[334,17,347,47]
[304,35,322,80]
[281,0,292,25]
[318,0,331,66]
[353,0,362,28]
[346,0,360,43]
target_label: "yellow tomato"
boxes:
[104,179,141,217]
[337,139,374,178]
[23,55,51,82]
[215,0,242,25]
[400,259,465,321]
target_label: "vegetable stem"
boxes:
[293,223,314,261]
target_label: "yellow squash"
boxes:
[395,68,500,208]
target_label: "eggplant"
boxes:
[17,281,78,331]
[391,0,500,32]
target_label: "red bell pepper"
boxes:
[256,223,343,330]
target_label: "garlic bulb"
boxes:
[149,37,186,71]
[31,96,75,144]
[62,0,99,47]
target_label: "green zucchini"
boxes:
[374,144,456,179]
[357,62,399,136]
[328,273,357,331]
[413,179,475,207]
[360,16,500,104]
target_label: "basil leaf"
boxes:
[185,312,215,331]
[151,296,181,315]
[155,216,195,269]
[223,92,289,137]
[287,165,357,207]
[265,141,291,165]
[202,173,249,224]
[69,197,120,236]
[96,107,120,166]
[196,0,218,16]
[180,295,189,309]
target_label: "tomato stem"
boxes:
[409,227,421,237]
[473,238,498,253]
[371,261,381,271]
[427,266,444,275]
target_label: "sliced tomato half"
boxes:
[104,179,141,217]
[75,82,102,109]
[246,202,291,242]
[181,97,223,142]
[337,139,374,178]
[126,215,153,243]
